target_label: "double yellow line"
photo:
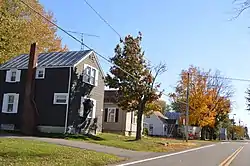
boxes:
[219,146,244,166]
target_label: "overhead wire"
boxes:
[19,0,140,82]
[83,0,152,63]
[19,0,250,99]
[83,0,122,39]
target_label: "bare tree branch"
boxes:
[231,0,250,20]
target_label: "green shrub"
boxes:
[143,128,149,136]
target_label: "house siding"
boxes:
[73,52,104,133]
[103,103,126,133]
[0,67,70,130]
[125,112,137,136]
[103,90,145,136]
[144,114,165,136]
[35,67,70,127]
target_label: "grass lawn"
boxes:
[0,138,123,166]
[63,133,214,152]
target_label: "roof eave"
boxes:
[0,65,72,70]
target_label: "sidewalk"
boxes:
[1,135,155,159]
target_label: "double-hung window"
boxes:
[6,69,21,83]
[2,93,19,113]
[83,64,98,86]
[104,108,119,123]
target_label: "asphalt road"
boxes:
[117,141,250,166]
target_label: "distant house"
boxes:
[0,50,105,134]
[102,90,143,136]
[144,111,177,137]
[219,128,228,140]
[165,112,201,139]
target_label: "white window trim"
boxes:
[131,111,137,124]
[36,68,45,79]
[87,98,96,119]
[79,96,96,119]
[53,93,69,105]
[106,107,117,123]
[2,93,19,114]
[5,69,21,83]
[83,64,99,86]
[1,124,15,131]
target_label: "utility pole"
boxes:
[67,30,100,50]
[185,72,190,142]
[232,114,236,140]
[21,43,38,135]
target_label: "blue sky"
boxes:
[40,0,250,130]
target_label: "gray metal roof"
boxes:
[0,50,92,70]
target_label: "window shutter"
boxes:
[15,70,21,82]
[104,108,108,122]
[115,108,119,122]
[5,71,10,82]
[13,94,19,113]
[2,94,8,112]
[94,69,99,86]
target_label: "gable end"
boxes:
[73,51,105,79]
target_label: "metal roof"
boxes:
[0,50,92,70]
[165,112,182,120]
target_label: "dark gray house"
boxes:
[0,50,105,134]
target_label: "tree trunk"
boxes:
[135,109,143,140]
[209,128,214,140]
[201,127,206,140]
[135,101,145,140]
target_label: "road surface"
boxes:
[116,141,250,166]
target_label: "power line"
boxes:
[179,73,250,83]
[83,0,152,63]
[83,0,122,39]
[19,0,139,82]
[19,0,250,100]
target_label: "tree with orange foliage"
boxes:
[0,0,68,64]
[170,66,233,140]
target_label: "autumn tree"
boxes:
[105,33,166,140]
[0,0,68,64]
[144,101,162,116]
[228,125,245,139]
[170,66,233,140]
[156,100,168,113]
[145,99,169,115]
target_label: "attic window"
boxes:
[83,64,99,86]
[36,68,45,79]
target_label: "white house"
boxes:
[144,111,169,136]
